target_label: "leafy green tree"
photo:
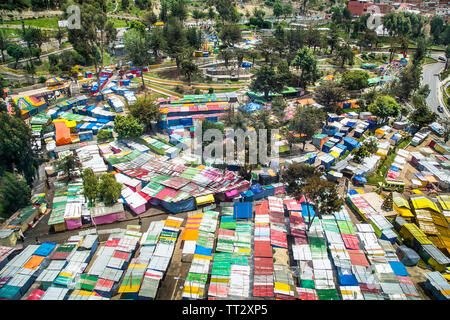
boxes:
[0,29,9,63]
[363,136,378,154]
[180,59,199,84]
[56,154,80,182]
[368,95,400,122]
[98,174,122,206]
[186,27,201,50]
[219,48,234,69]
[170,0,188,21]
[123,28,154,88]
[290,106,325,151]
[162,17,187,72]
[327,23,340,55]
[314,81,347,113]
[282,162,343,217]
[282,3,293,19]
[291,47,320,87]
[220,24,242,48]
[341,70,369,90]
[128,95,161,132]
[408,93,437,129]
[214,0,239,23]
[352,145,370,163]
[392,63,422,101]
[6,43,27,69]
[273,1,283,21]
[82,168,98,205]
[67,1,109,94]
[0,172,31,218]
[250,64,285,100]
[121,0,129,10]
[159,0,169,22]
[114,115,144,139]
[335,45,354,67]
[0,112,39,185]
[97,129,111,143]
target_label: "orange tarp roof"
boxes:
[297,98,316,105]
[23,255,45,270]
[54,121,71,146]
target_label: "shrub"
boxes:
[38,76,46,83]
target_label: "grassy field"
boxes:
[0,27,22,39]
[2,17,60,29]
[424,57,438,64]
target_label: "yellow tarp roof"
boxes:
[411,196,441,213]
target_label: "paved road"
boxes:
[422,54,448,117]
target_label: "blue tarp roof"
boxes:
[301,203,315,218]
[195,245,212,256]
[33,242,57,257]
[234,202,253,219]
[389,261,409,277]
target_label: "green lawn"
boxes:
[2,17,59,29]
[0,28,22,39]
[110,18,129,28]
[424,57,438,64]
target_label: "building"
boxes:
[347,0,394,17]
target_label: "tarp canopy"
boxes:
[54,121,72,146]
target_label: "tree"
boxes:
[430,16,444,45]
[180,59,199,84]
[97,173,122,206]
[352,145,370,163]
[121,0,129,11]
[214,0,239,23]
[392,63,422,101]
[56,154,80,182]
[123,28,154,88]
[335,45,354,67]
[114,115,144,139]
[273,1,283,21]
[220,24,242,48]
[282,162,343,217]
[314,81,347,113]
[0,29,9,63]
[82,168,98,206]
[363,136,378,154]
[368,95,400,122]
[282,3,293,19]
[341,70,369,90]
[170,0,188,21]
[67,2,109,95]
[219,49,234,69]
[0,112,39,185]
[327,23,340,55]
[192,9,204,21]
[6,43,27,69]
[128,95,161,132]
[159,0,169,22]
[250,64,284,100]
[290,106,325,151]
[408,93,437,129]
[445,45,450,71]
[97,129,111,143]
[56,27,65,49]
[186,27,201,50]
[291,47,320,87]
[162,17,187,72]
[0,172,31,218]
[440,118,450,143]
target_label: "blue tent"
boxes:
[343,137,361,151]
[233,202,253,219]
[195,245,212,256]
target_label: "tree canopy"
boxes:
[114,115,144,139]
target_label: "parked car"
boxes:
[438,106,444,113]
[438,56,446,62]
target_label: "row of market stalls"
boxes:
[0,216,184,300]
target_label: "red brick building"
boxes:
[347,0,394,17]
